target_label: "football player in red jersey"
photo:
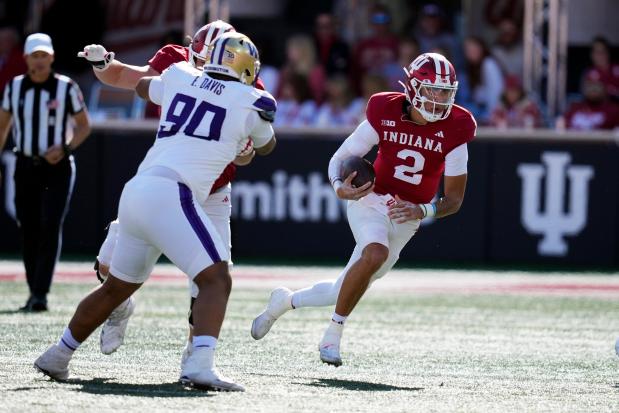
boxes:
[77,21,267,368]
[252,53,476,367]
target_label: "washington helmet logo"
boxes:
[517,152,594,256]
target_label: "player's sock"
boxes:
[323,319,345,340]
[291,278,344,308]
[192,335,217,350]
[331,312,347,325]
[58,327,81,353]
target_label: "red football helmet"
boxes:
[399,53,458,122]
[189,20,235,67]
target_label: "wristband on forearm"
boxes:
[330,176,343,191]
[419,203,437,218]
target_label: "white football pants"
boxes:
[106,175,230,285]
[292,194,420,308]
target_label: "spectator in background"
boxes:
[491,18,524,78]
[583,36,619,102]
[352,73,389,123]
[351,4,399,93]
[314,13,350,76]
[273,72,317,128]
[484,0,524,28]
[315,74,364,127]
[253,36,279,94]
[458,36,504,124]
[412,3,460,69]
[564,70,619,130]
[277,34,326,104]
[332,0,373,45]
[384,37,419,91]
[490,75,543,128]
[0,26,26,92]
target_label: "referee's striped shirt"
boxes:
[1,72,85,157]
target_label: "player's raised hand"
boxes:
[335,171,374,201]
[387,194,424,223]
[78,44,115,71]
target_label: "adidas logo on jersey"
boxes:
[434,131,445,138]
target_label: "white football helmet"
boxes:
[189,20,235,67]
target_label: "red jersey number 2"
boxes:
[394,149,425,185]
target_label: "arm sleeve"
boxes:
[148,77,164,105]
[1,80,11,112]
[328,119,379,184]
[68,82,85,114]
[247,110,274,147]
[444,143,468,176]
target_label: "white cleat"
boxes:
[34,344,72,381]
[319,342,343,367]
[319,323,344,367]
[180,347,244,392]
[251,287,293,340]
[100,296,135,355]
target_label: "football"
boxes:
[340,156,375,188]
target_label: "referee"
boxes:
[0,33,91,312]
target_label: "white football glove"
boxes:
[237,138,254,157]
[77,44,115,72]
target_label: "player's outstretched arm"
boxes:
[78,44,158,89]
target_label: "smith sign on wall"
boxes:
[0,130,617,267]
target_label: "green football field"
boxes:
[1,262,618,412]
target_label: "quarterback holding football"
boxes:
[251,52,477,367]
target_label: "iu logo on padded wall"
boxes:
[517,152,594,256]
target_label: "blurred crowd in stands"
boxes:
[0,1,617,131]
[262,3,619,130]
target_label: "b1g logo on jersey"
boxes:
[381,119,396,127]
[517,152,594,256]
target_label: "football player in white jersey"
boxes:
[79,21,252,360]
[34,33,275,392]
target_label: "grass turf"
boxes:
[1,276,618,412]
